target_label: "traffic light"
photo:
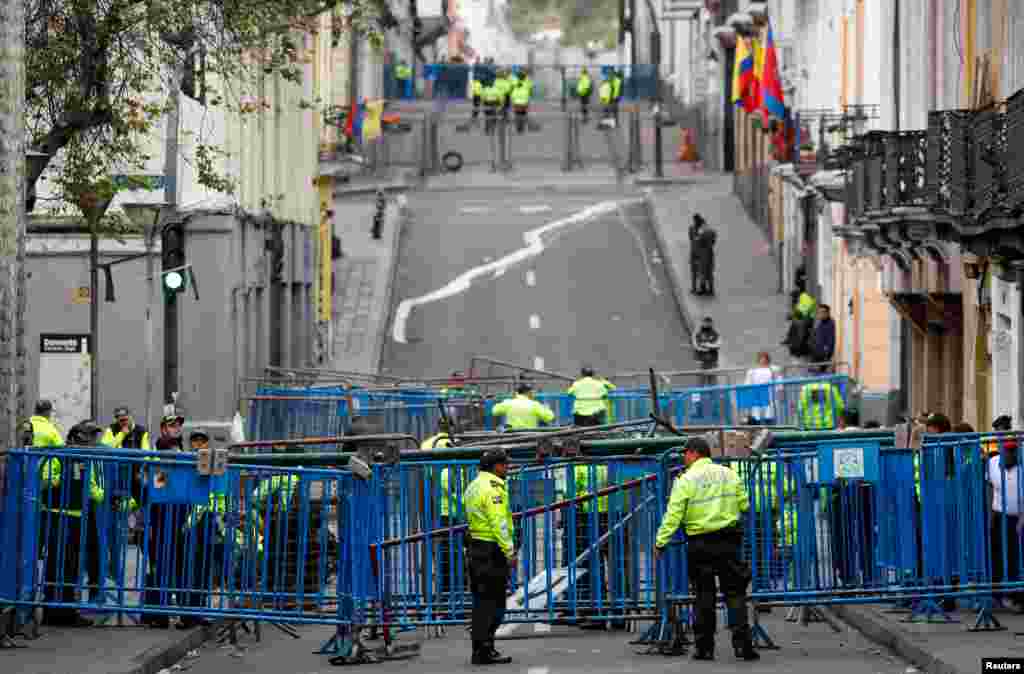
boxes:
[161,221,187,297]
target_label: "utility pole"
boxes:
[78,195,114,421]
[651,3,664,179]
[0,0,25,448]
[163,71,181,409]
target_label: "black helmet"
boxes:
[69,420,103,444]
[35,399,53,416]
[581,366,595,378]
[994,415,1013,431]
[480,448,509,470]
[189,428,210,442]
[684,435,711,456]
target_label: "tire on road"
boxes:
[442,151,464,173]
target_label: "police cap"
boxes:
[70,420,103,442]
[581,366,595,378]
[190,428,210,441]
[479,448,509,470]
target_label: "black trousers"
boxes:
[514,105,529,133]
[991,513,1024,604]
[690,256,701,292]
[177,514,224,610]
[686,527,751,651]
[144,504,187,609]
[466,540,508,645]
[41,513,98,622]
[573,411,606,427]
[472,95,481,118]
[484,107,499,135]
[574,512,608,615]
[579,93,591,120]
[828,485,875,585]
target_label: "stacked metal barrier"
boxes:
[244,375,850,443]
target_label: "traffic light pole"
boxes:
[89,231,99,420]
[652,27,665,178]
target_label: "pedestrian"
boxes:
[100,407,151,449]
[810,305,836,373]
[464,449,515,665]
[654,436,759,661]
[696,224,718,296]
[490,383,555,430]
[38,419,105,627]
[797,379,844,430]
[742,352,778,425]
[689,214,705,294]
[988,435,1024,610]
[177,429,220,630]
[568,366,614,426]
[576,68,592,123]
[29,399,63,447]
[692,317,722,386]
[141,412,187,628]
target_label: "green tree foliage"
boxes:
[505,0,618,50]
[25,0,385,227]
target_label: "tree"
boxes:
[24,0,388,210]
[504,0,617,50]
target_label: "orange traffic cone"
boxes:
[677,128,699,162]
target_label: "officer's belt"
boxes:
[686,522,741,539]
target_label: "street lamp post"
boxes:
[77,194,115,421]
[121,203,167,433]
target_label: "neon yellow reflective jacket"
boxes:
[483,85,501,105]
[494,77,512,102]
[779,502,798,546]
[599,81,613,105]
[395,64,412,80]
[511,83,530,106]
[31,416,64,447]
[798,382,844,430]
[568,377,613,417]
[796,292,817,319]
[750,461,793,512]
[100,426,151,450]
[422,433,457,517]
[472,80,483,97]
[655,458,748,545]
[463,470,514,558]
[574,464,609,513]
[577,74,592,96]
[491,394,555,429]
[612,75,622,99]
[39,456,104,517]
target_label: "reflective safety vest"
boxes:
[655,457,748,544]
[577,73,592,97]
[511,83,530,106]
[101,424,151,450]
[796,292,817,319]
[39,455,104,517]
[567,377,613,417]
[422,433,457,518]
[395,64,412,80]
[779,502,798,547]
[494,77,511,103]
[31,416,64,447]
[612,75,623,100]
[491,394,556,429]
[464,470,514,558]
[749,461,793,512]
[599,81,613,105]
[798,382,844,430]
[483,85,501,105]
[574,464,609,513]
[472,80,483,97]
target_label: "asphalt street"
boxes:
[380,188,696,380]
[163,612,914,674]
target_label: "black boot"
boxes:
[733,628,760,661]
[472,641,511,665]
[486,641,512,664]
[692,646,715,661]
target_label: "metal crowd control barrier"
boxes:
[6,430,1021,664]
[244,375,850,443]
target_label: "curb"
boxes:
[830,605,965,674]
[374,196,409,374]
[642,188,695,338]
[128,623,217,674]
[333,182,410,198]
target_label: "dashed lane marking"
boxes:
[529,314,541,330]
[520,205,552,214]
[525,269,536,286]
[534,356,545,371]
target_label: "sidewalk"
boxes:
[642,171,790,371]
[832,603,1024,674]
[329,171,413,375]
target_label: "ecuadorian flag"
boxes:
[759,24,786,124]
[731,37,756,111]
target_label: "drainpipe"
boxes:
[893,0,900,130]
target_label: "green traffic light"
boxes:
[164,270,184,291]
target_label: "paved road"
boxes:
[380,188,696,380]
[165,612,914,674]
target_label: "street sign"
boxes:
[663,0,702,19]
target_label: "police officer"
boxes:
[394,59,413,98]
[101,407,151,449]
[464,448,515,665]
[597,73,615,128]
[797,379,844,430]
[422,420,461,606]
[491,383,555,430]
[576,68,592,123]
[38,420,105,627]
[654,436,758,661]
[567,367,614,427]
[482,80,502,136]
[510,73,531,134]
[471,73,484,120]
[30,399,64,447]
[177,429,221,629]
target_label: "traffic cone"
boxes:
[677,128,699,162]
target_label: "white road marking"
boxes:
[483,256,493,263]
[533,624,551,634]
[494,568,582,637]
[616,204,662,298]
[534,356,545,371]
[392,201,623,343]
[525,269,536,286]
[529,314,541,330]
[461,206,492,214]
[520,205,552,214]
[494,266,506,278]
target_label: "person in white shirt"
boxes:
[988,438,1024,608]
[743,351,778,425]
